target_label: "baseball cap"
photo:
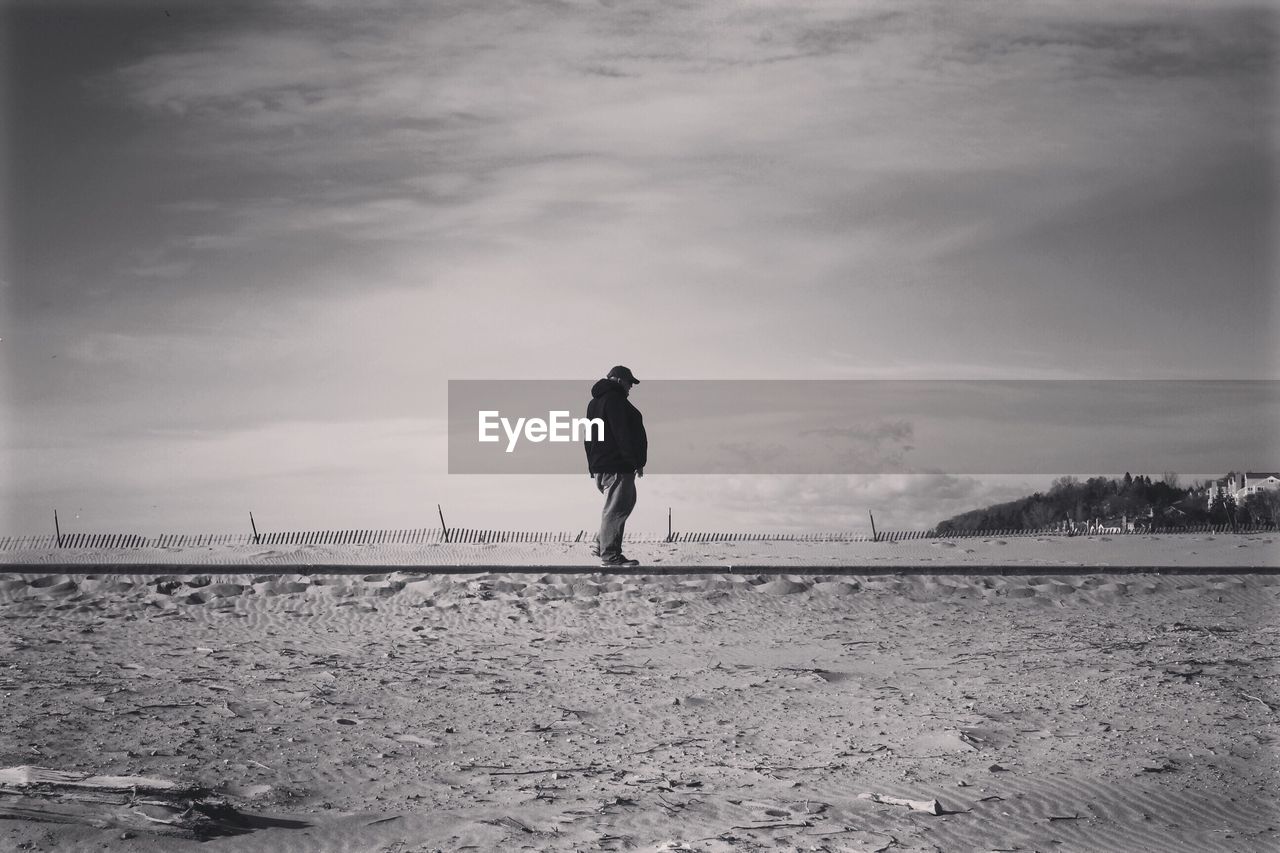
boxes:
[607,365,640,384]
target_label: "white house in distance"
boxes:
[1208,471,1280,507]
[1208,473,1244,507]
[1238,472,1280,500]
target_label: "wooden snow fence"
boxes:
[0,523,1274,551]
[0,766,308,840]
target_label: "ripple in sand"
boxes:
[1031,581,1076,596]
[27,575,70,589]
[257,581,311,596]
[812,580,860,596]
[44,580,80,597]
[758,578,810,595]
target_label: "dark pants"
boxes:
[594,471,636,560]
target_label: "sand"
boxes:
[0,534,1276,852]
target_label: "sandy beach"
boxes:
[4,531,1278,570]
[1,534,1277,852]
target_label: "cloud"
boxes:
[5,415,447,501]
[645,474,1043,532]
[715,441,790,470]
[103,0,1271,291]
[121,247,192,279]
[952,6,1275,81]
[799,420,916,472]
[65,332,179,366]
[0,414,454,535]
[116,33,340,115]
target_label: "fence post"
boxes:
[869,511,879,543]
[438,504,450,544]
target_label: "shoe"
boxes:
[600,556,640,568]
[589,545,601,558]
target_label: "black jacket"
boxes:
[585,378,647,474]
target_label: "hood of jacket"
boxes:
[591,378,627,399]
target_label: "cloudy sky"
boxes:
[2,0,1276,536]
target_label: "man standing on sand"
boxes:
[585,366,647,568]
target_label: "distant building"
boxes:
[1237,472,1280,501]
[1204,470,1280,508]
[1208,473,1244,509]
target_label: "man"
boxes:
[584,365,647,568]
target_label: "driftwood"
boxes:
[858,792,944,815]
[0,766,303,840]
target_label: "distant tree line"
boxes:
[935,472,1280,533]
